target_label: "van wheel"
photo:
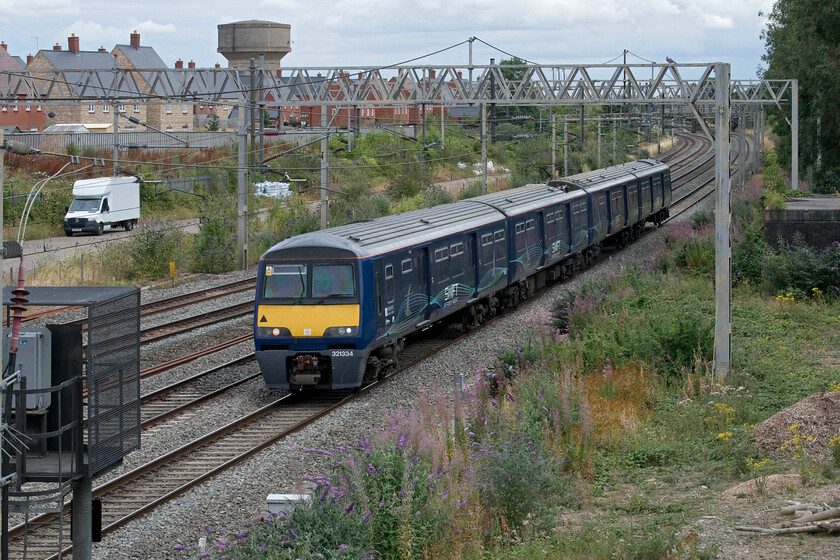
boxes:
[95,223,104,236]
[65,231,73,237]
[124,220,134,232]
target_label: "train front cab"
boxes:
[255,247,369,391]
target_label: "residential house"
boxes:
[25,32,196,132]
[0,41,46,131]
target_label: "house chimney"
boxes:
[130,30,140,48]
[457,71,462,79]
[26,54,33,64]
[53,43,62,51]
[98,46,107,52]
[276,69,282,78]
[214,62,220,69]
[68,33,79,53]
[0,42,7,51]
[188,60,195,69]
[429,69,435,79]
[175,59,183,69]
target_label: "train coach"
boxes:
[254,159,670,391]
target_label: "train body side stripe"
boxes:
[257,304,360,337]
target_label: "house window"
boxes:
[222,104,228,110]
[182,104,189,114]
[103,104,109,112]
[88,102,95,113]
[25,103,30,112]
[1,106,6,112]
[133,104,140,112]
[166,126,173,132]
[36,104,41,112]
[118,104,126,112]
[182,125,189,130]
[166,104,172,114]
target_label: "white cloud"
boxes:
[131,20,178,35]
[702,13,734,28]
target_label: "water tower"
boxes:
[217,20,291,69]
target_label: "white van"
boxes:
[63,176,140,236]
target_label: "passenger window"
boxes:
[401,258,412,274]
[515,223,525,234]
[494,230,505,242]
[481,233,492,246]
[434,248,449,262]
[526,219,535,230]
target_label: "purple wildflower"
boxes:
[458,499,469,508]
[305,449,334,457]
[345,501,355,513]
[289,528,298,539]
[172,545,186,551]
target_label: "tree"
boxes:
[761,1,840,190]
[205,113,220,132]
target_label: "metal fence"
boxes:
[5,131,237,152]
[86,287,141,477]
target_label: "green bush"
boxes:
[105,219,184,280]
[192,197,236,273]
[732,221,769,286]
[762,234,840,299]
[476,430,564,526]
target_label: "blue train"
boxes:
[254,159,671,391]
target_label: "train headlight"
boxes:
[257,326,291,337]
[323,326,358,337]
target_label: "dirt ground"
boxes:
[687,393,840,558]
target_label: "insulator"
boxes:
[2,241,22,259]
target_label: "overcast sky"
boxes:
[1,0,773,78]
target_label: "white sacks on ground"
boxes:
[254,181,293,199]
[472,160,495,175]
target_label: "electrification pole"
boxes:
[237,101,248,270]
[320,109,328,229]
[713,62,732,379]
[481,104,487,194]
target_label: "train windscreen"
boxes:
[263,262,357,301]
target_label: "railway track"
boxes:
[4,277,256,328]
[5,132,751,559]
[6,324,468,559]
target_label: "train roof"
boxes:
[469,183,580,218]
[560,159,669,191]
[261,159,671,260]
[262,199,505,258]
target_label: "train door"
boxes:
[399,249,428,327]
[626,181,639,225]
[554,204,571,259]
[591,191,608,242]
[609,188,625,234]
[640,177,652,218]
[570,197,588,251]
[374,258,395,332]
[493,227,507,282]
[652,174,663,211]
[663,171,672,206]
[431,243,451,315]
[478,230,494,292]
